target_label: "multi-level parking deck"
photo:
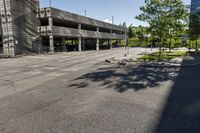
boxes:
[37,7,127,52]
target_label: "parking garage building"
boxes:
[37,7,126,53]
[0,1,127,57]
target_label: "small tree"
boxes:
[136,25,148,46]
[136,0,187,55]
[128,25,137,38]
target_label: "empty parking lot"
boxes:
[0,48,200,133]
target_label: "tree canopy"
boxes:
[136,0,188,53]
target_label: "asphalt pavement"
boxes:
[0,48,199,133]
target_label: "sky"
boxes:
[40,0,191,26]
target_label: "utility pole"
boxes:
[124,26,128,56]
[112,16,114,24]
[49,0,51,7]
[84,10,87,16]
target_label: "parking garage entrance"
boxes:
[53,37,79,52]
[82,38,95,51]
[41,36,50,53]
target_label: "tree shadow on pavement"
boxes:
[154,55,200,133]
[68,63,179,92]
[69,55,200,132]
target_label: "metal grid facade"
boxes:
[0,0,40,57]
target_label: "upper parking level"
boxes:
[36,7,125,33]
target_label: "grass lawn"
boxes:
[138,50,188,61]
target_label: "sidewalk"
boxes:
[105,55,200,68]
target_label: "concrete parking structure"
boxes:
[37,7,126,53]
[0,0,127,57]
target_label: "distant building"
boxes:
[191,0,200,14]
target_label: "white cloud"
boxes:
[102,19,112,24]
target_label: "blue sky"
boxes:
[40,0,191,26]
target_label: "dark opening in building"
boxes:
[40,18,49,26]
[52,37,79,52]
[53,19,78,29]
[99,27,111,33]
[41,36,50,52]
[0,35,3,54]
[83,38,96,50]
[64,38,79,52]
[81,24,97,31]
[113,29,124,35]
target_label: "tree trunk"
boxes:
[159,37,162,56]
[169,40,171,52]
[159,45,162,56]
[195,37,198,54]
[189,40,191,52]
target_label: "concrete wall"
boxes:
[39,26,124,39]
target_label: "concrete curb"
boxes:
[105,57,200,68]
[106,61,200,68]
[139,63,200,68]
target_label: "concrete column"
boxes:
[78,23,81,30]
[48,17,54,53]
[110,29,113,49]
[78,24,82,52]
[48,17,53,27]
[78,37,82,52]
[49,36,54,53]
[109,39,112,49]
[96,38,99,51]
[96,27,100,51]
[62,38,66,52]
[125,28,128,47]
